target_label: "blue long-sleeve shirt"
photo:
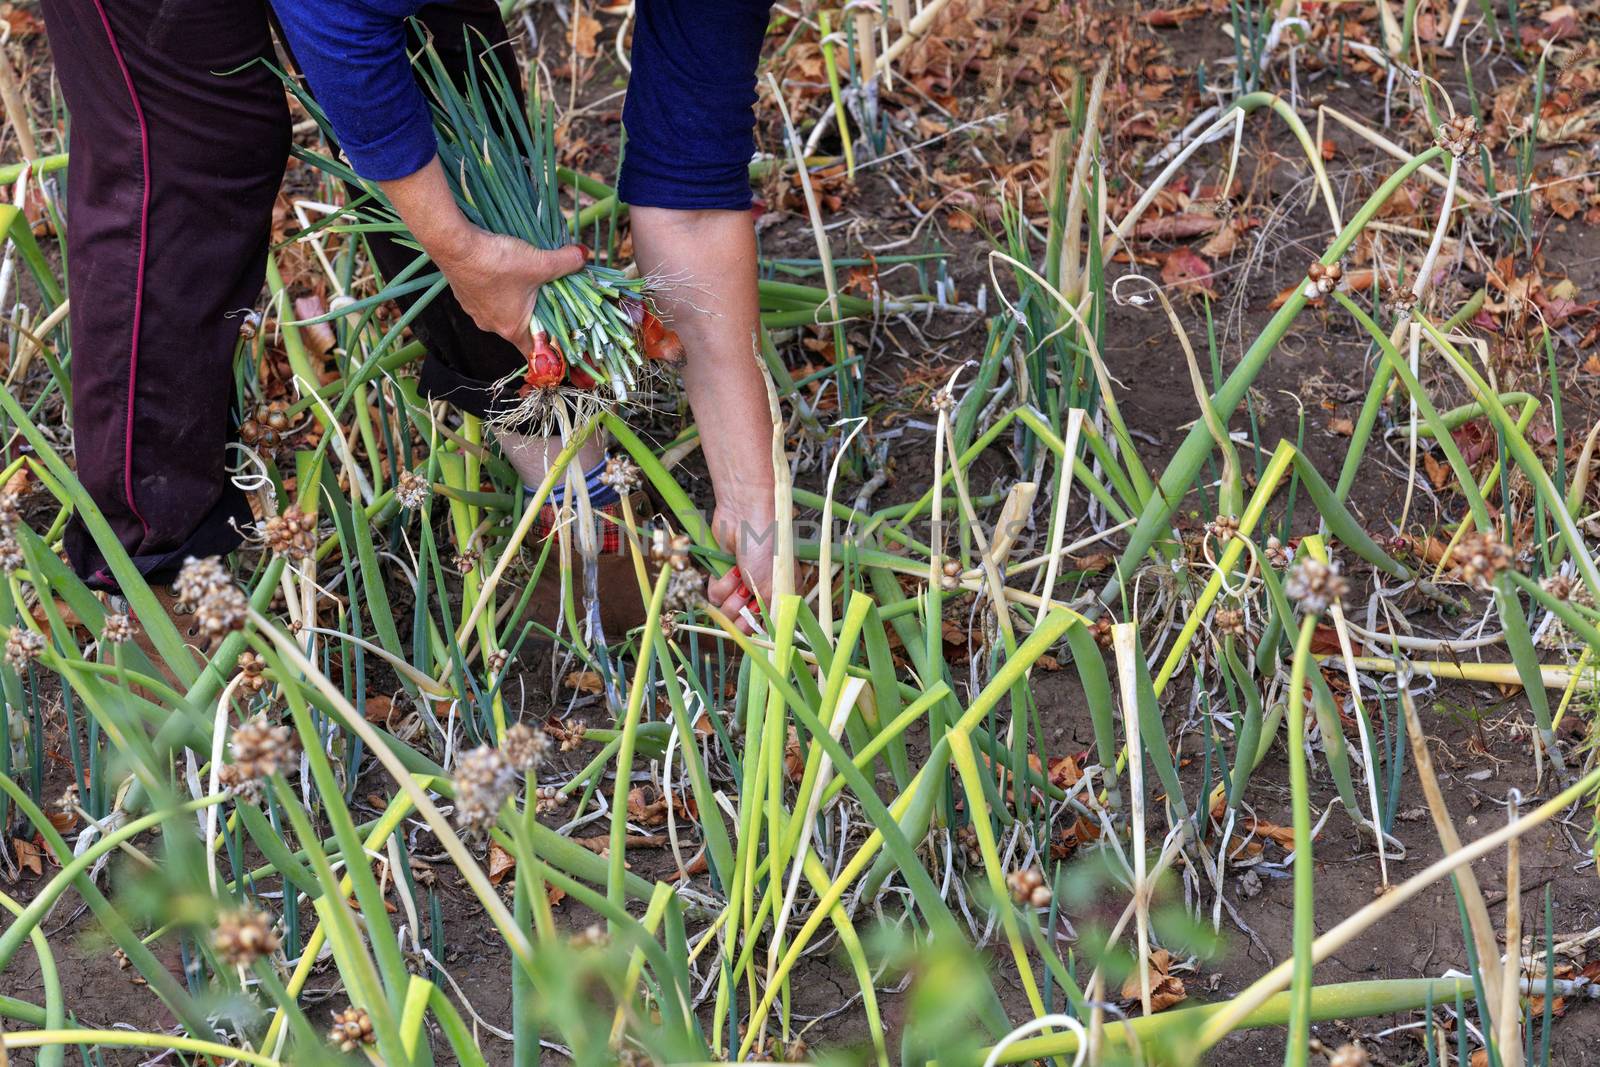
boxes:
[273,1,774,206]
[273,0,436,182]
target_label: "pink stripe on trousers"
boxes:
[87,0,152,539]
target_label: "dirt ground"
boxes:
[4,0,1600,1063]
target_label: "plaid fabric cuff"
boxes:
[532,501,626,556]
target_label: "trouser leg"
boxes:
[41,0,289,587]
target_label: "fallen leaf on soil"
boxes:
[487,843,515,885]
[1070,552,1114,573]
[784,726,805,782]
[1120,948,1187,1011]
[571,14,602,57]
[1051,812,1101,858]
[1327,415,1354,436]
[1160,248,1217,297]
[1200,220,1243,258]
[564,670,604,694]
[628,787,669,826]
[365,694,395,724]
[1048,754,1083,788]
[574,832,662,855]
[1134,212,1221,241]
[1142,5,1208,25]
[1310,625,1343,656]
[12,838,42,876]
[293,296,336,357]
[1242,818,1298,849]
[1423,453,1451,490]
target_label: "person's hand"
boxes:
[706,493,783,635]
[378,157,586,357]
[432,230,586,357]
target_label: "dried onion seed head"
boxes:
[1452,531,1513,590]
[1005,867,1052,908]
[1284,557,1347,616]
[558,722,588,752]
[395,469,432,510]
[263,506,318,561]
[1303,260,1345,298]
[1090,618,1114,649]
[4,627,45,671]
[1206,515,1240,542]
[665,566,704,612]
[1542,573,1575,602]
[1328,1043,1371,1067]
[213,907,280,968]
[328,1007,376,1052]
[600,455,642,495]
[100,613,137,645]
[220,714,297,802]
[501,722,551,773]
[1436,113,1480,156]
[1213,607,1246,636]
[174,556,248,639]
[0,536,22,574]
[237,650,268,692]
[453,744,515,833]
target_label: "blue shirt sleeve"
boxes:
[271,0,437,182]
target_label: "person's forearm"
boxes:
[377,158,476,265]
[631,207,773,505]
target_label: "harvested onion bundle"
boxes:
[279,29,679,428]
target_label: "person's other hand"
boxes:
[707,494,783,635]
[433,230,587,357]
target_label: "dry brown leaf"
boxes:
[1119,948,1188,1011]
[1243,817,1297,849]
[784,726,805,783]
[628,787,668,826]
[12,838,42,876]
[293,296,336,357]
[572,14,602,58]
[1200,221,1241,259]
[487,843,516,885]
[1048,754,1082,788]
[365,694,394,724]
[1328,415,1354,436]
[1160,248,1216,297]
[1423,453,1451,490]
[1134,212,1221,241]
[564,670,604,694]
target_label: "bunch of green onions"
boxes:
[280,28,678,411]
[419,35,679,398]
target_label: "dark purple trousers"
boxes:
[39,0,527,588]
